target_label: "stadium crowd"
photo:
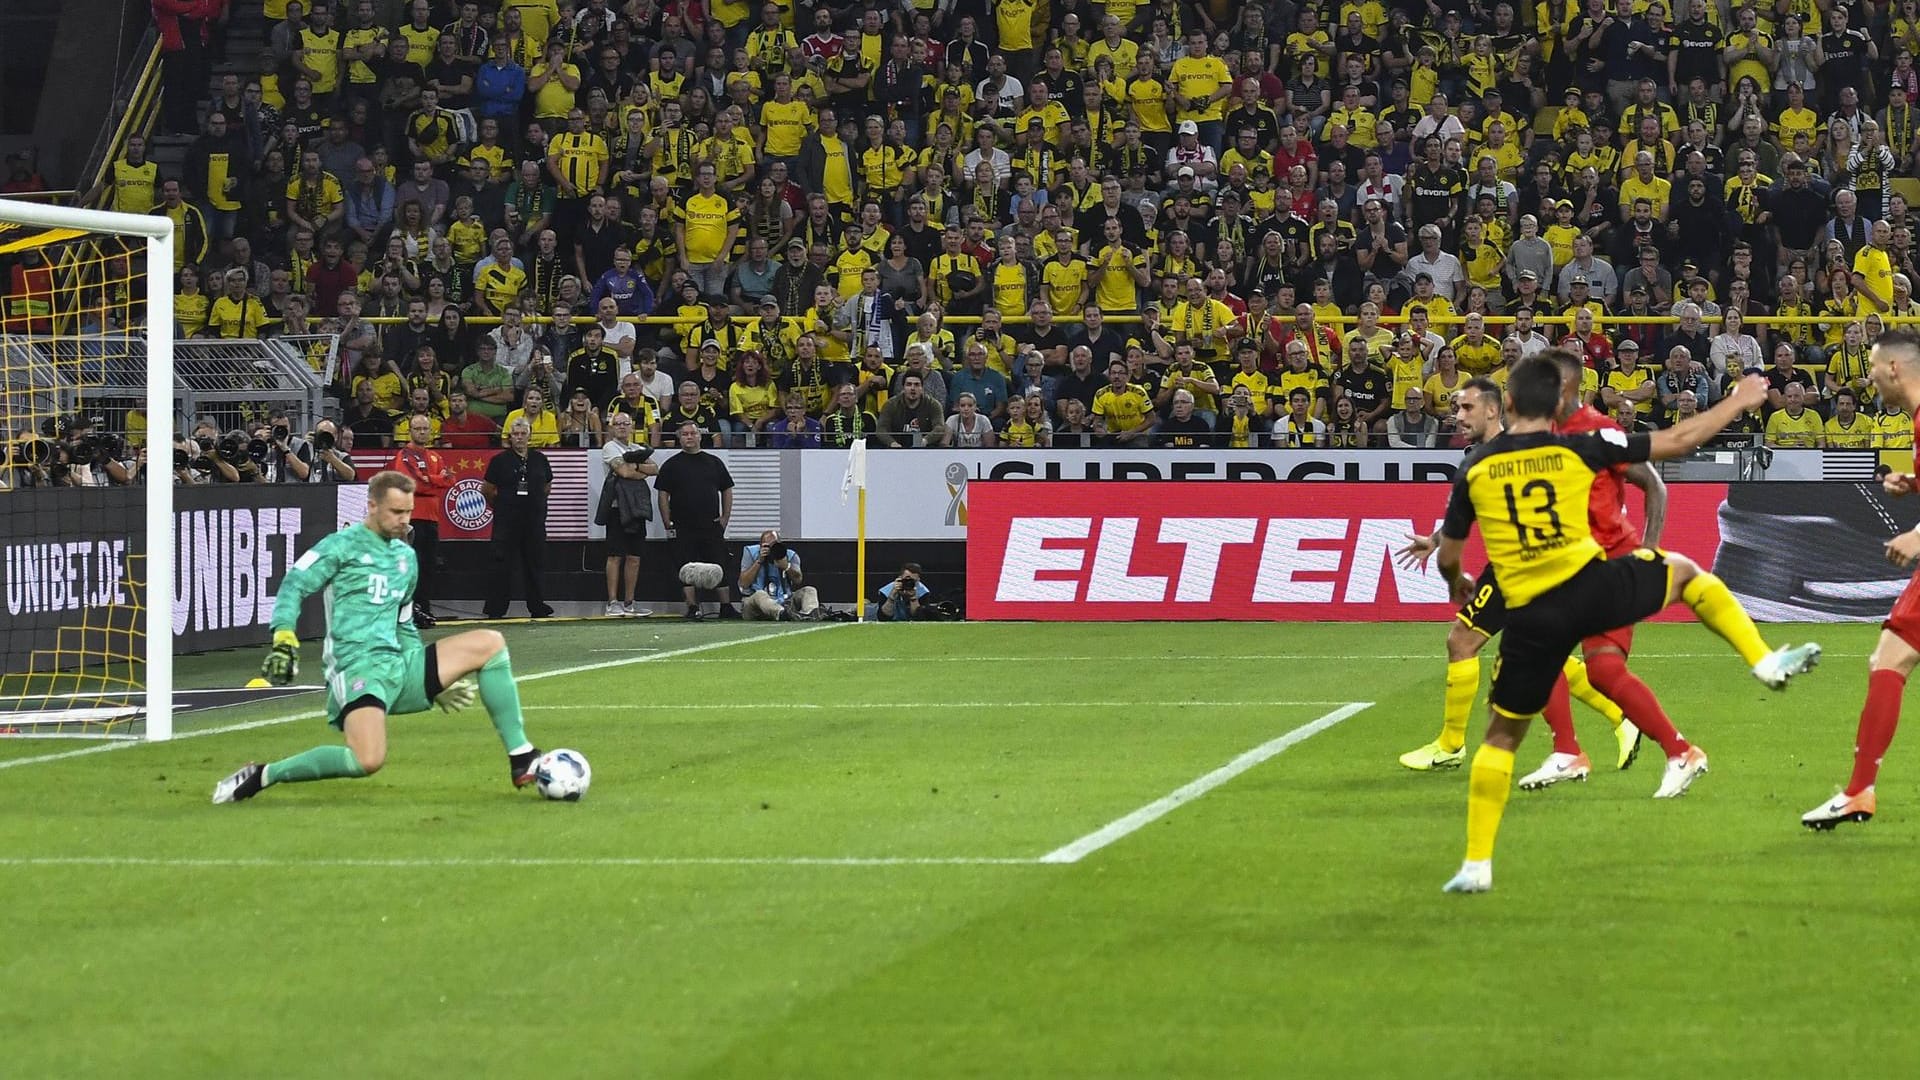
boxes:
[9,0,1920,452]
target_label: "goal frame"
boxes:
[0,199,175,740]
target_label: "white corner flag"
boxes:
[840,439,868,505]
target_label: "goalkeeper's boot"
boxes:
[510,747,544,790]
[1753,643,1823,690]
[1442,860,1493,894]
[212,762,267,804]
[1652,746,1710,799]
[1398,740,1466,771]
[1802,789,1876,830]
[1517,751,1591,790]
[1615,718,1644,771]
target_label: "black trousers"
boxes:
[410,520,440,615]
[486,513,548,617]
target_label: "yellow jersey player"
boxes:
[1430,353,1821,893]
[1396,376,1637,777]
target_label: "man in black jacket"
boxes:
[481,417,556,619]
[1769,155,1832,269]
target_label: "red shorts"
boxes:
[1582,541,1649,656]
[1884,571,1920,653]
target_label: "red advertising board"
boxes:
[965,481,1729,621]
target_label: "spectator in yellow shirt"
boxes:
[1825,389,1878,447]
[1764,383,1825,447]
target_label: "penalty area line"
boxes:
[1037,701,1373,865]
[0,623,854,773]
[521,699,1358,711]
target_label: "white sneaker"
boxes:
[605,601,624,617]
[1442,860,1493,893]
[1802,789,1875,830]
[1517,752,1591,790]
[1753,643,1822,690]
[624,603,652,618]
[1652,746,1710,798]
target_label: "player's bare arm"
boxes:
[1645,373,1768,460]
[1623,461,1667,547]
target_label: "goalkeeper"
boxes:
[213,470,542,803]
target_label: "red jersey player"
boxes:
[1513,352,1711,797]
[388,418,455,627]
[1806,330,1920,828]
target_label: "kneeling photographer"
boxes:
[738,529,819,621]
[877,562,932,621]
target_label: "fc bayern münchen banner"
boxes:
[350,449,591,540]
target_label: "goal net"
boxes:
[0,200,173,739]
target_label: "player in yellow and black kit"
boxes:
[1396,377,1634,777]
[1429,353,1822,894]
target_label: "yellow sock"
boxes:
[1439,658,1480,751]
[1465,743,1517,863]
[1562,657,1625,730]
[1681,572,1770,667]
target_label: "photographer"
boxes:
[877,563,931,622]
[173,423,240,484]
[738,529,818,621]
[306,419,357,481]
[59,417,135,487]
[255,411,313,482]
[598,411,659,617]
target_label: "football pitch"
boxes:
[4,619,1918,1078]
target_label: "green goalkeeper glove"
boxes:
[435,674,478,713]
[261,629,300,686]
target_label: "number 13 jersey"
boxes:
[1440,428,1652,607]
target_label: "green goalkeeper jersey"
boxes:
[272,523,421,674]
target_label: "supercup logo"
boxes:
[446,477,494,531]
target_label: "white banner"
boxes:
[795,449,1468,540]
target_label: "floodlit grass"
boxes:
[2,620,1914,1078]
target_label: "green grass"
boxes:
[2,620,1915,1078]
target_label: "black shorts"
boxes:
[678,530,729,571]
[1490,551,1675,719]
[605,526,645,557]
[1455,565,1507,638]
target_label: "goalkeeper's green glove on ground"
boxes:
[261,629,300,686]
[435,674,478,713]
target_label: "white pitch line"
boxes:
[0,623,854,772]
[1037,702,1372,865]
[0,855,1036,868]
[521,699,1354,711]
[662,651,1842,663]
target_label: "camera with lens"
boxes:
[272,422,291,443]
[91,432,126,464]
[766,541,790,561]
[216,433,248,465]
[311,428,336,452]
[247,436,272,462]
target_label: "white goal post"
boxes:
[0,199,174,740]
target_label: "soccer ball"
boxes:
[533,749,591,801]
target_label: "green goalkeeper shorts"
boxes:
[325,644,434,729]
